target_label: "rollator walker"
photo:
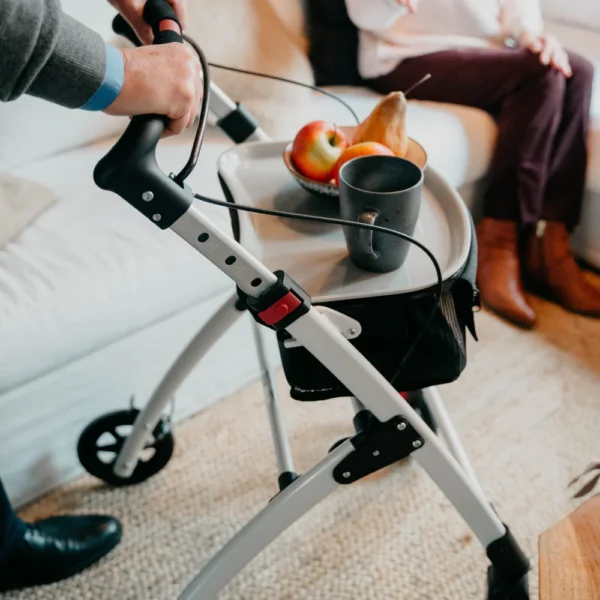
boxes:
[77,2,531,598]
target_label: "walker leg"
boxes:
[178,441,353,600]
[251,319,297,489]
[287,308,530,595]
[179,307,529,598]
[421,386,487,498]
[113,293,243,479]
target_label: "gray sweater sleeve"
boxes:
[0,0,107,108]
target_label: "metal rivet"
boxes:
[142,191,154,202]
[152,214,162,222]
[124,461,134,468]
[397,422,407,431]
[144,424,152,431]
[343,472,351,479]
[412,440,423,449]
[372,450,380,457]
[348,328,357,336]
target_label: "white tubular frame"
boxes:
[104,82,517,598]
[179,441,354,599]
[251,320,295,477]
[114,292,243,478]
[422,386,487,499]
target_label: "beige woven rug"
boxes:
[8,296,600,600]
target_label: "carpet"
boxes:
[7,296,600,600]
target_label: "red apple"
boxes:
[332,142,395,186]
[291,121,349,183]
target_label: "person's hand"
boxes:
[104,44,201,135]
[520,32,572,78]
[396,0,420,13]
[109,0,188,45]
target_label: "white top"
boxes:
[345,0,544,78]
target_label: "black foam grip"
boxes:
[154,30,183,45]
[112,15,142,47]
[143,0,180,33]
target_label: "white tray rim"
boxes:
[217,139,472,300]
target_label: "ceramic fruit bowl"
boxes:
[283,126,428,200]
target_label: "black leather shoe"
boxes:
[0,515,122,591]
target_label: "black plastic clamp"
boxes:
[217,103,260,144]
[240,270,311,330]
[333,415,424,484]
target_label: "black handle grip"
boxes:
[95,0,189,228]
[112,15,142,47]
[143,0,179,30]
[94,116,192,228]
[112,1,182,47]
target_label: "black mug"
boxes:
[339,155,424,273]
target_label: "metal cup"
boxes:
[339,155,424,273]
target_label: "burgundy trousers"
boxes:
[367,48,594,229]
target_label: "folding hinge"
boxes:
[333,416,424,484]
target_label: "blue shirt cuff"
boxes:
[80,43,125,111]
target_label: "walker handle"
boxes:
[94,0,191,229]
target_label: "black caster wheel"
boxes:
[407,390,438,433]
[487,567,529,600]
[77,409,174,486]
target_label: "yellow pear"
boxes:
[352,92,409,158]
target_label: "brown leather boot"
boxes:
[476,218,537,328]
[526,220,600,317]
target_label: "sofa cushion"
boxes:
[0,129,235,395]
[542,0,600,31]
[305,0,363,86]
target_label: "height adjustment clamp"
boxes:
[243,271,311,330]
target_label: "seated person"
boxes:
[343,0,598,328]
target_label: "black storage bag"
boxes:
[277,219,480,401]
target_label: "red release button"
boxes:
[259,292,302,326]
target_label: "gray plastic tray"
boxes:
[217,140,471,303]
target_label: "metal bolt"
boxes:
[372,450,380,457]
[144,423,152,431]
[142,191,154,202]
[343,471,351,479]
[397,422,407,431]
[124,461,134,468]
[152,213,162,222]
[412,440,423,449]
[348,328,357,336]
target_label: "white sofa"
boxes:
[1,0,599,506]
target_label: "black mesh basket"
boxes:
[220,173,479,401]
[277,221,479,401]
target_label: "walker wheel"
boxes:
[487,566,529,600]
[77,409,174,486]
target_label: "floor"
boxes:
[7,295,600,600]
